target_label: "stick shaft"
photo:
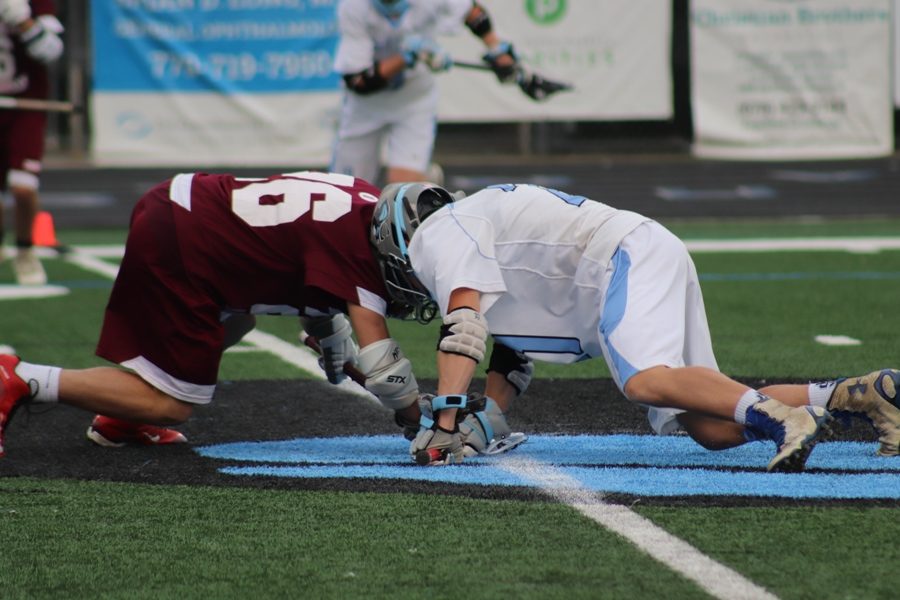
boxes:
[451,60,492,71]
[0,96,77,113]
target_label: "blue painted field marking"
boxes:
[196,434,900,499]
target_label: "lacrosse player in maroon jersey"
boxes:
[0,0,64,285]
[0,171,423,454]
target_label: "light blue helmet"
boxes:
[372,0,409,19]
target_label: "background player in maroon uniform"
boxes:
[0,0,64,285]
[0,171,424,454]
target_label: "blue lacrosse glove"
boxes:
[402,35,452,72]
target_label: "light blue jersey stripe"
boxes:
[599,248,639,385]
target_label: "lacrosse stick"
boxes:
[0,96,78,113]
[451,60,574,101]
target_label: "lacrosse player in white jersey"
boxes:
[369,182,900,471]
[331,0,518,186]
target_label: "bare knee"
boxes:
[147,391,194,425]
[623,366,671,404]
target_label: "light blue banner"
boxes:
[92,0,340,93]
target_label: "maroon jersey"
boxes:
[97,171,389,395]
[168,171,389,316]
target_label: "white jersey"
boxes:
[334,0,472,137]
[409,185,649,363]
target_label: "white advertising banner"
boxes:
[91,0,672,167]
[691,0,894,160]
[437,0,672,121]
[895,0,900,108]
[91,1,342,167]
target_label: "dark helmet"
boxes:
[370,182,455,323]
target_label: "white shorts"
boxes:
[331,82,438,183]
[330,115,436,184]
[597,221,719,435]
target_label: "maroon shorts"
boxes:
[95,183,224,403]
[0,109,47,186]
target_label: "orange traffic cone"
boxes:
[32,211,59,248]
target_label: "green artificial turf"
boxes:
[638,505,900,600]
[0,478,707,600]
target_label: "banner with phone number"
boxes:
[90,0,673,166]
[91,0,342,166]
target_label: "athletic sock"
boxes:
[14,361,61,403]
[733,389,766,425]
[808,380,839,409]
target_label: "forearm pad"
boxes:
[343,63,388,95]
[358,338,418,410]
[437,307,487,363]
[465,3,492,37]
[487,342,533,396]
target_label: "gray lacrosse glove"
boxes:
[303,314,358,384]
[459,396,528,457]
[21,18,64,65]
[0,0,30,26]
[395,393,434,441]
[409,394,468,465]
[410,426,464,465]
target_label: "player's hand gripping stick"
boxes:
[299,331,367,386]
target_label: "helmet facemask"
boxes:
[371,183,455,323]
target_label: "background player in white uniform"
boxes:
[331,0,518,186]
[370,182,900,471]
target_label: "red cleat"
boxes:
[0,355,31,457]
[86,415,188,447]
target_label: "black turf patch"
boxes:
[0,378,891,506]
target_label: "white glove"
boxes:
[410,426,464,465]
[402,35,452,72]
[304,314,358,385]
[21,20,64,65]
[409,394,466,465]
[459,396,527,456]
[0,0,31,27]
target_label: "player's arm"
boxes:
[464,2,518,82]
[434,287,485,429]
[342,55,407,95]
[408,286,488,464]
[346,303,420,426]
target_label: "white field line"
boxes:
[241,329,377,402]
[69,243,775,597]
[65,250,121,279]
[685,237,900,253]
[499,457,778,600]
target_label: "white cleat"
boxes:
[13,248,47,286]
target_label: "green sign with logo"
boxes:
[525,0,567,25]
